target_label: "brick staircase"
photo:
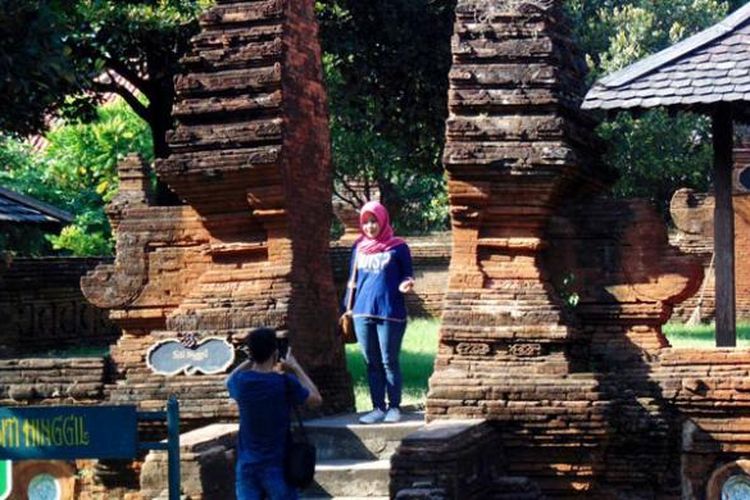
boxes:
[301,410,425,498]
[141,411,425,499]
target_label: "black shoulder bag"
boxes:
[284,376,316,488]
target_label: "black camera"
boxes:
[277,335,289,360]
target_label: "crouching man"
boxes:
[227,327,322,500]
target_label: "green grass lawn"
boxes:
[29,345,110,358]
[345,318,440,411]
[664,322,750,348]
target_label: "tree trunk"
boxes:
[147,65,181,206]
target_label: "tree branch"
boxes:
[93,79,150,124]
[103,58,152,97]
[333,171,365,209]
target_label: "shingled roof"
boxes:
[583,2,750,112]
[0,186,73,226]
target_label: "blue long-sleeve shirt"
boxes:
[344,242,414,322]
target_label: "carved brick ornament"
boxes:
[508,343,543,357]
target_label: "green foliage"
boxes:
[0,225,51,257]
[49,212,112,256]
[0,0,80,136]
[63,0,208,119]
[599,111,713,212]
[318,1,454,233]
[555,273,580,309]
[567,0,730,78]
[43,99,154,202]
[5,0,741,239]
[0,99,153,256]
[566,0,741,214]
[326,58,450,233]
[0,138,61,256]
[0,0,209,157]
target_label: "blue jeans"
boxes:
[353,317,406,411]
[236,462,297,500]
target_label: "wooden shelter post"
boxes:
[584,4,750,347]
[713,104,736,347]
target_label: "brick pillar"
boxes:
[83,0,353,423]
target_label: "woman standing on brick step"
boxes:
[344,200,415,424]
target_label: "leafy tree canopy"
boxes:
[566,0,746,213]
[316,0,455,232]
[0,1,80,136]
[0,98,152,256]
[2,0,747,240]
[0,0,209,157]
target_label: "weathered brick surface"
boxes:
[0,258,119,355]
[81,0,354,426]
[0,357,106,405]
[670,142,750,323]
[427,3,612,495]
[415,1,726,497]
[391,420,542,499]
[652,349,750,498]
[140,423,237,500]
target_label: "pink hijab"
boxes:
[356,201,405,255]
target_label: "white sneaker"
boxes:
[384,408,401,423]
[358,409,386,424]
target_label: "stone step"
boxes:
[302,459,391,498]
[302,410,425,461]
[304,498,388,500]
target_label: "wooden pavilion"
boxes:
[583,2,750,346]
[0,186,72,231]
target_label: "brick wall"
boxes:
[670,143,750,323]
[411,2,748,497]
[391,420,542,499]
[0,357,107,406]
[0,258,119,355]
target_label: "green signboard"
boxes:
[0,460,9,500]
[0,398,180,500]
[0,405,137,460]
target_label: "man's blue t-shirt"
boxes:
[226,370,309,466]
[345,242,414,322]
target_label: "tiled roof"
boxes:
[583,2,750,111]
[0,186,73,226]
